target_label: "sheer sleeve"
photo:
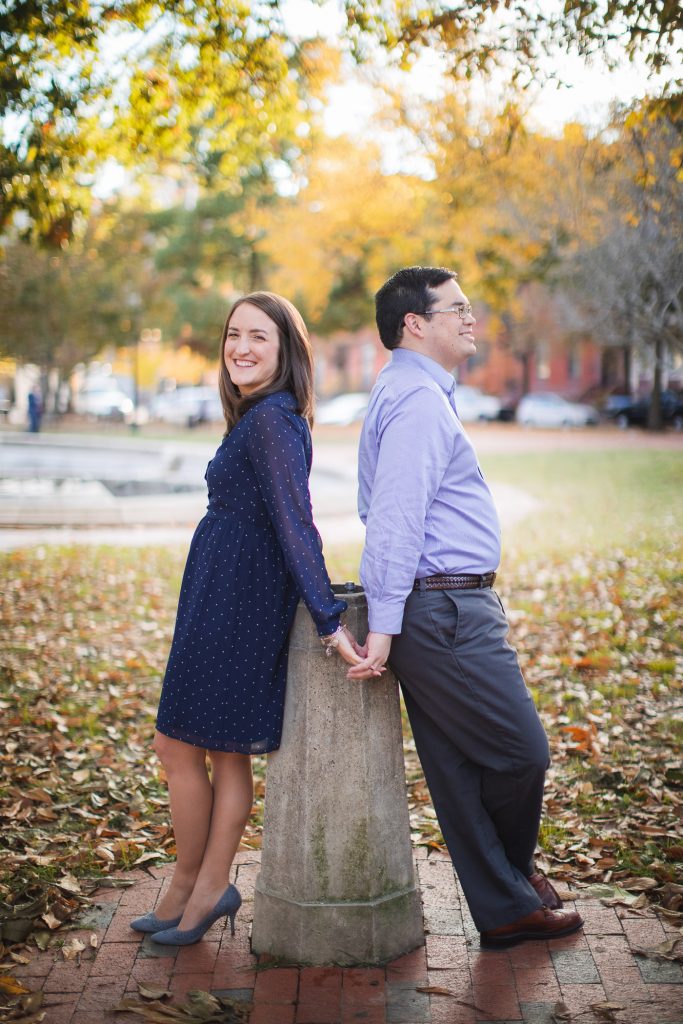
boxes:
[246,399,347,636]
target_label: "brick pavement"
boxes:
[11,850,683,1024]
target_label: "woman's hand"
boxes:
[334,626,366,667]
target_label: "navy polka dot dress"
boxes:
[156,391,347,754]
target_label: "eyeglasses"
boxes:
[424,304,473,319]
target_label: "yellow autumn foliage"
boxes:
[111,340,214,390]
[255,135,432,318]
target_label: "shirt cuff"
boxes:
[367,601,405,635]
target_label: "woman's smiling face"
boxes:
[224,302,281,395]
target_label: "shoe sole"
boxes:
[480,918,584,949]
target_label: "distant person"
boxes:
[131,292,362,946]
[27,388,42,433]
[349,266,583,948]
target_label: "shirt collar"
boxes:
[392,347,455,397]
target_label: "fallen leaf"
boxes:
[0,990,46,1023]
[552,1001,571,1022]
[633,936,683,961]
[18,990,44,1012]
[33,931,51,951]
[581,883,646,907]
[132,851,166,866]
[0,975,32,996]
[186,990,224,1012]
[619,876,658,891]
[113,998,186,1020]
[138,983,173,1000]
[25,788,53,804]
[416,985,454,996]
[61,937,86,960]
[591,1002,624,1020]
[40,911,62,930]
[94,845,116,862]
[56,873,82,895]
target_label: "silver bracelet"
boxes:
[320,624,345,657]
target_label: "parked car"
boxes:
[74,384,134,421]
[497,393,519,422]
[151,387,224,427]
[602,392,634,420]
[316,392,369,426]
[453,385,502,422]
[607,389,683,430]
[516,392,599,428]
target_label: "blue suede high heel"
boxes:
[151,884,241,946]
[130,911,183,933]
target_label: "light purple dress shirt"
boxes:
[358,347,502,634]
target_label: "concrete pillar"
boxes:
[251,588,424,966]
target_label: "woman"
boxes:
[132,292,363,946]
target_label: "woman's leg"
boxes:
[152,731,213,919]
[178,750,253,930]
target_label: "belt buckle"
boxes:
[479,574,488,589]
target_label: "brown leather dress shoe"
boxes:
[480,907,583,948]
[528,871,563,909]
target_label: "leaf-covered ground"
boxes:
[0,537,681,946]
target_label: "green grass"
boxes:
[479,448,682,557]
[323,448,682,580]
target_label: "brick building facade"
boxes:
[312,311,605,402]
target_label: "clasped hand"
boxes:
[346,632,392,680]
[332,629,392,680]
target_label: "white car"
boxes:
[74,385,134,421]
[516,392,599,427]
[151,387,224,427]
[316,393,370,426]
[453,385,502,422]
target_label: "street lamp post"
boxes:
[125,289,142,433]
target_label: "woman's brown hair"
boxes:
[217,291,315,433]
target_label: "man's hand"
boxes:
[346,632,393,680]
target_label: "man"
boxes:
[348,266,583,947]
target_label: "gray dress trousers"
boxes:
[389,586,550,932]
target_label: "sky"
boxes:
[281,0,676,139]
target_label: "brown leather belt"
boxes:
[413,571,496,591]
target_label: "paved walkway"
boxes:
[13,850,683,1024]
[0,431,537,547]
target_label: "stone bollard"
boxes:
[251,586,424,966]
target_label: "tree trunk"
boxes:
[623,345,632,395]
[647,336,664,431]
[248,247,264,291]
[520,347,532,396]
[41,365,54,416]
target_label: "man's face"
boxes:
[418,279,476,371]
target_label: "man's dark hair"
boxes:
[375,266,458,350]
